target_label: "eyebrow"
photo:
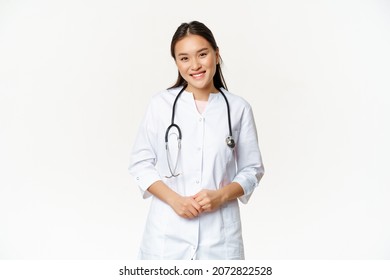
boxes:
[177,47,209,57]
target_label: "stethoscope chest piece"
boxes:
[226,136,236,149]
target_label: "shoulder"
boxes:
[149,87,183,105]
[144,87,182,111]
[219,88,252,110]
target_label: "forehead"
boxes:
[174,34,213,55]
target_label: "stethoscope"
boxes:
[165,85,235,178]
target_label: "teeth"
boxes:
[193,73,203,77]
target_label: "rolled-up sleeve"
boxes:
[233,104,264,204]
[129,101,161,199]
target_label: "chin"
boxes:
[188,80,212,91]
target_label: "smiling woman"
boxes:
[128,21,264,260]
[174,35,219,100]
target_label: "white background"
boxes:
[1,0,389,259]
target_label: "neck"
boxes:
[186,85,218,101]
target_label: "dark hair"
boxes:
[169,21,228,90]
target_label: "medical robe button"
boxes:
[196,180,199,184]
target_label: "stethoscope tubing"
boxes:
[164,85,235,177]
[218,88,233,138]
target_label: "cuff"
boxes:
[133,171,161,199]
[233,174,258,204]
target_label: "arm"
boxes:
[130,95,202,219]
[194,103,264,209]
[232,104,264,204]
[193,182,244,212]
[148,180,203,219]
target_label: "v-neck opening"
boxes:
[184,90,220,116]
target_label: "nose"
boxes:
[191,58,201,70]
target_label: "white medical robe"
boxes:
[129,87,264,259]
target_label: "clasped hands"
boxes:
[170,189,224,219]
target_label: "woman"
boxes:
[129,21,264,260]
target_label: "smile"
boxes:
[190,71,206,79]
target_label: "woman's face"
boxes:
[174,34,219,95]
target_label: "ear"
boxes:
[215,48,220,64]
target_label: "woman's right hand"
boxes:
[169,196,203,219]
[147,181,202,219]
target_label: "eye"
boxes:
[179,56,188,62]
[200,52,207,57]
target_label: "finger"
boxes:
[193,194,204,202]
[199,196,210,205]
[193,203,202,212]
[189,198,203,210]
[191,199,203,209]
[201,203,211,211]
[193,190,207,200]
[183,210,193,219]
[187,205,200,217]
[198,200,208,209]
[192,201,204,213]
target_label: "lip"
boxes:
[190,71,206,79]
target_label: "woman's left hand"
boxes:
[193,189,224,212]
